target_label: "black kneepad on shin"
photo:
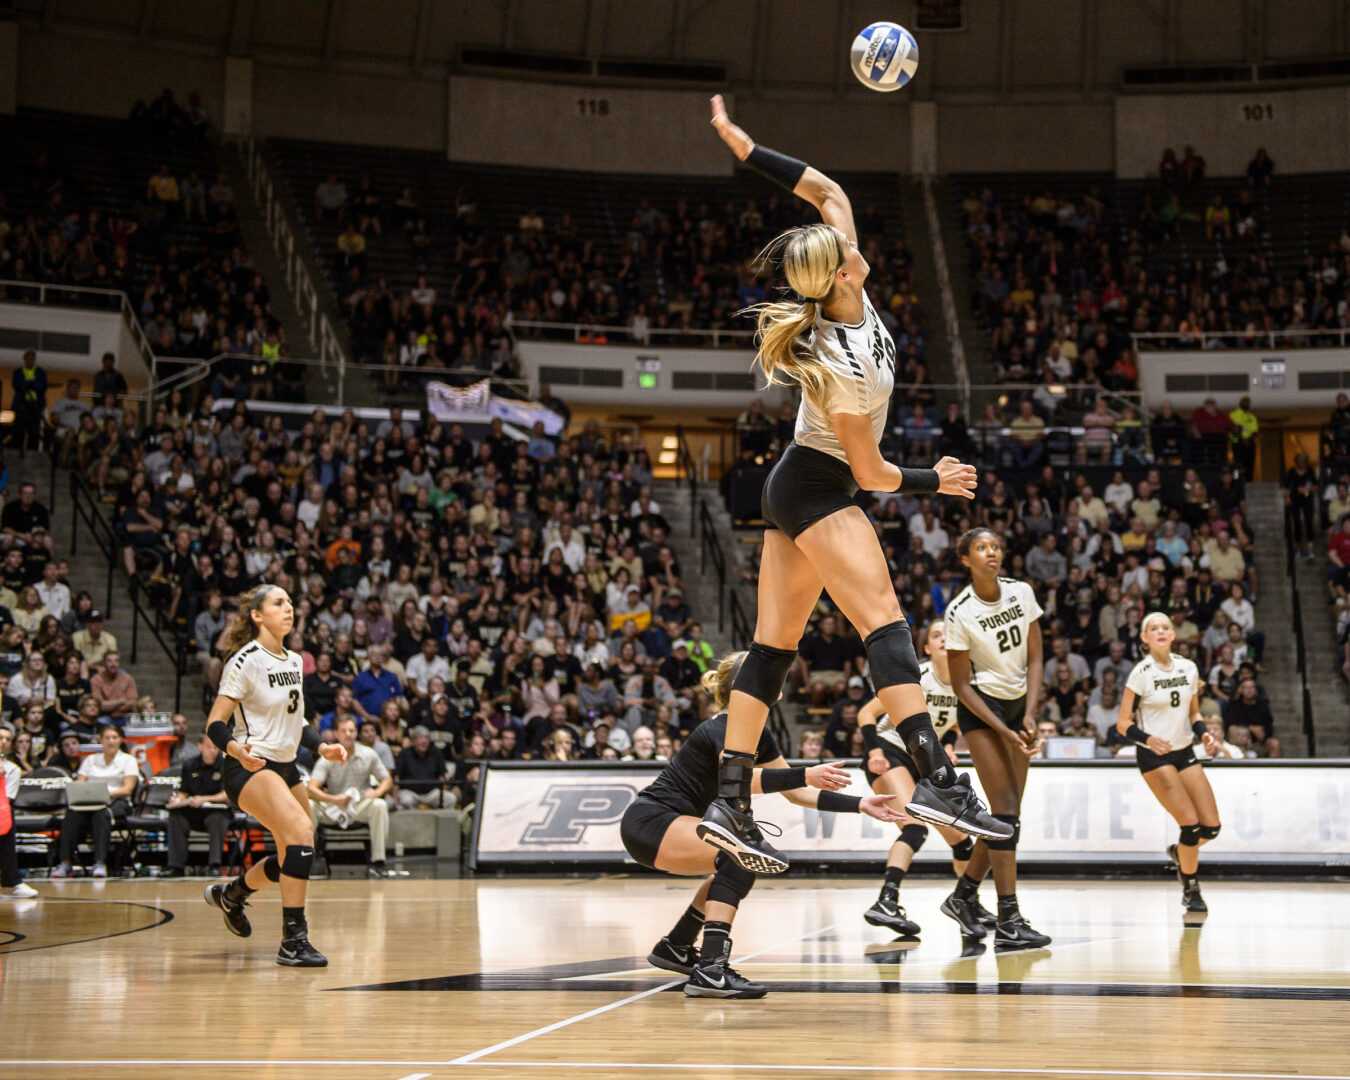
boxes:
[262,855,282,882]
[707,853,756,910]
[1196,824,1221,842]
[863,621,922,690]
[986,814,1020,851]
[281,843,315,880]
[950,837,975,861]
[730,642,797,707]
[1178,824,1202,847]
[898,824,928,854]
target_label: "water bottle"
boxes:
[394,841,405,858]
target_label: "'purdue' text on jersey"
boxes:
[943,578,1043,700]
[219,642,307,762]
[1125,654,1200,752]
[878,661,959,751]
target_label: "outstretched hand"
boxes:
[860,794,905,823]
[805,762,852,791]
[935,457,978,500]
[709,95,753,161]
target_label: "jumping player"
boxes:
[622,651,904,999]
[858,621,974,936]
[203,585,346,966]
[941,528,1052,950]
[699,93,1008,875]
[1117,611,1222,914]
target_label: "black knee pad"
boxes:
[1196,824,1221,841]
[262,855,281,882]
[863,621,921,690]
[897,712,954,784]
[986,814,1020,851]
[730,642,797,707]
[281,843,315,880]
[950,837,975,861]
[1178,824,1202,847]
[898,824,927,853]
[707,853,756,910]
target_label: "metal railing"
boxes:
[1134,328,1350,351]
[1283,503,1317,756]
[920,175,970,409]
[68,468,187,712]
[510,318,754,350]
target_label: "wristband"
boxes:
[1125,723,1152,749]
[899,467,940,494]
[861,725,882,753]
[818,791,863,814]
[746,144,808,193]
[1192,721,1208,739]
[299,723,322,754]
[760,766,807,794]
[206,720,234,754]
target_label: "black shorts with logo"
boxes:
[1136,744,1200,774]
[620,795,681,870]
[222,756,304,810]
[957,689,1028,736]
[761,443,860,540]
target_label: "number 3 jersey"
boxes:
[218,642,306,763]
[1125,655,1200,751]
[943,578,1043,701]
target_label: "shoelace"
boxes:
[747,819,783,843]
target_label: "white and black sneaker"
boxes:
[939,893,988,939]
[647,936,700,976]
[1182,880,1208,914]
[906,775,1013,842]
[276,933,328,967]
[994,913,1052,952]
[697,799,788,875]
[969,895,998,930]
[864,897,921,937]
[683,957,767,1000]
[205,882,252,938]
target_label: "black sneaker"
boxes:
[1182,881,1208,913]
[864,896,921,937]
[1164,843,1180,875]
[276,933,328,967]
[367,864,391,879]
[906,775,1013,842]
[683,957,768,999]
[647,936,700,975]
[969,895,998,929]
[204,882,252,938]
[939,892,988,939]
[161,867,186,878]
[994,912,1052,951]
[696,798,788,875]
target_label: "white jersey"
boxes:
[944,578,1043,701]
[877,661,959,752]
[794,290,895,464]
[1125,654,1200,751]
[218,641,306,762]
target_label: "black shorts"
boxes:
[957,689,1028,736]
[1136,744,1199,774]
[620,795,682,870]
[867,742,921,786]
[762,443,859,540]
[222,756,304,810]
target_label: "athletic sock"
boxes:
[997,893,1020,921]
[1180,871,1199,887]
[669,904,705,949]
[880,866,906,900]
[225,875,254,904]
[954,873,980,901]
[282,906,307,939]
[701,921,732,966]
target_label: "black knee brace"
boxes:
[898,824,928,854]
[281,843,315,880]
[730,642,797,707]
[986,814,1020,851]
[1178,824,1202,847]
[262,855,281,882]
[950,837,975,861]
[864,621,922,690]
[707,852,756,910]
[897,712,955,785]
[1196,824,1221,842]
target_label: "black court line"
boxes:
[0,929,26,946]
[0,899,173,954]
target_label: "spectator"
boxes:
[92,353,128,401]
[1009,399,1046,468]
[314,174,348,221]
[352,644,404,718]
[9,652,55,707]
[163,733,230,876]
[72,611,117,668]
[1,481,52,550]
[395,725,452,809]
[307,717,393,877]
[10,351,48,452]
[90,652,139,722]
[51,723,138,878]
[1223,678,1279,757]
[1026,534,1066,587]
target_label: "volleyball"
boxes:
[849,21,919,92]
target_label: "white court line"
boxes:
[465,1063,1350,1080]
[396,1073,432,1080]
[447,922,838,1066]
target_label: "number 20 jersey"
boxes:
[218,642,307,762]
[943,578,1043,701]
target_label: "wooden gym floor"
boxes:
[2,875,1349,1080]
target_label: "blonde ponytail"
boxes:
[700,650,748,712]
[740,223,847,405]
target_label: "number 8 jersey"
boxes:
[1124,655,1200,751]
[218,641,307,763]
[943,578,1043,701]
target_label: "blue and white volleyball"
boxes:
[850,21,919,92]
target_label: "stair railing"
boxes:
[1283,496,1317,755]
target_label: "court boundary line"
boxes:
[446,922,838,1066]
[0,898,174,954]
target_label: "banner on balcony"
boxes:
[425,380,564,436]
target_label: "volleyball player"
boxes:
[622,651,905,999]
[699,94,1008,874]
[858,622,974,936]
[203,585,347,967]
[941,528,1052,950]
[1117,611,1222,914]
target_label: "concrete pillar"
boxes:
[223,56,253,137]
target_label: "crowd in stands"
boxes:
[1316,392,1350,683]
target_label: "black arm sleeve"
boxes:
[759,766,807,794]
[818,791,862,814]
[746,145,808,193]
[206,720,234,753]
[299,723,322,754]
[899,467,940,494]
[861,724,881,753]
